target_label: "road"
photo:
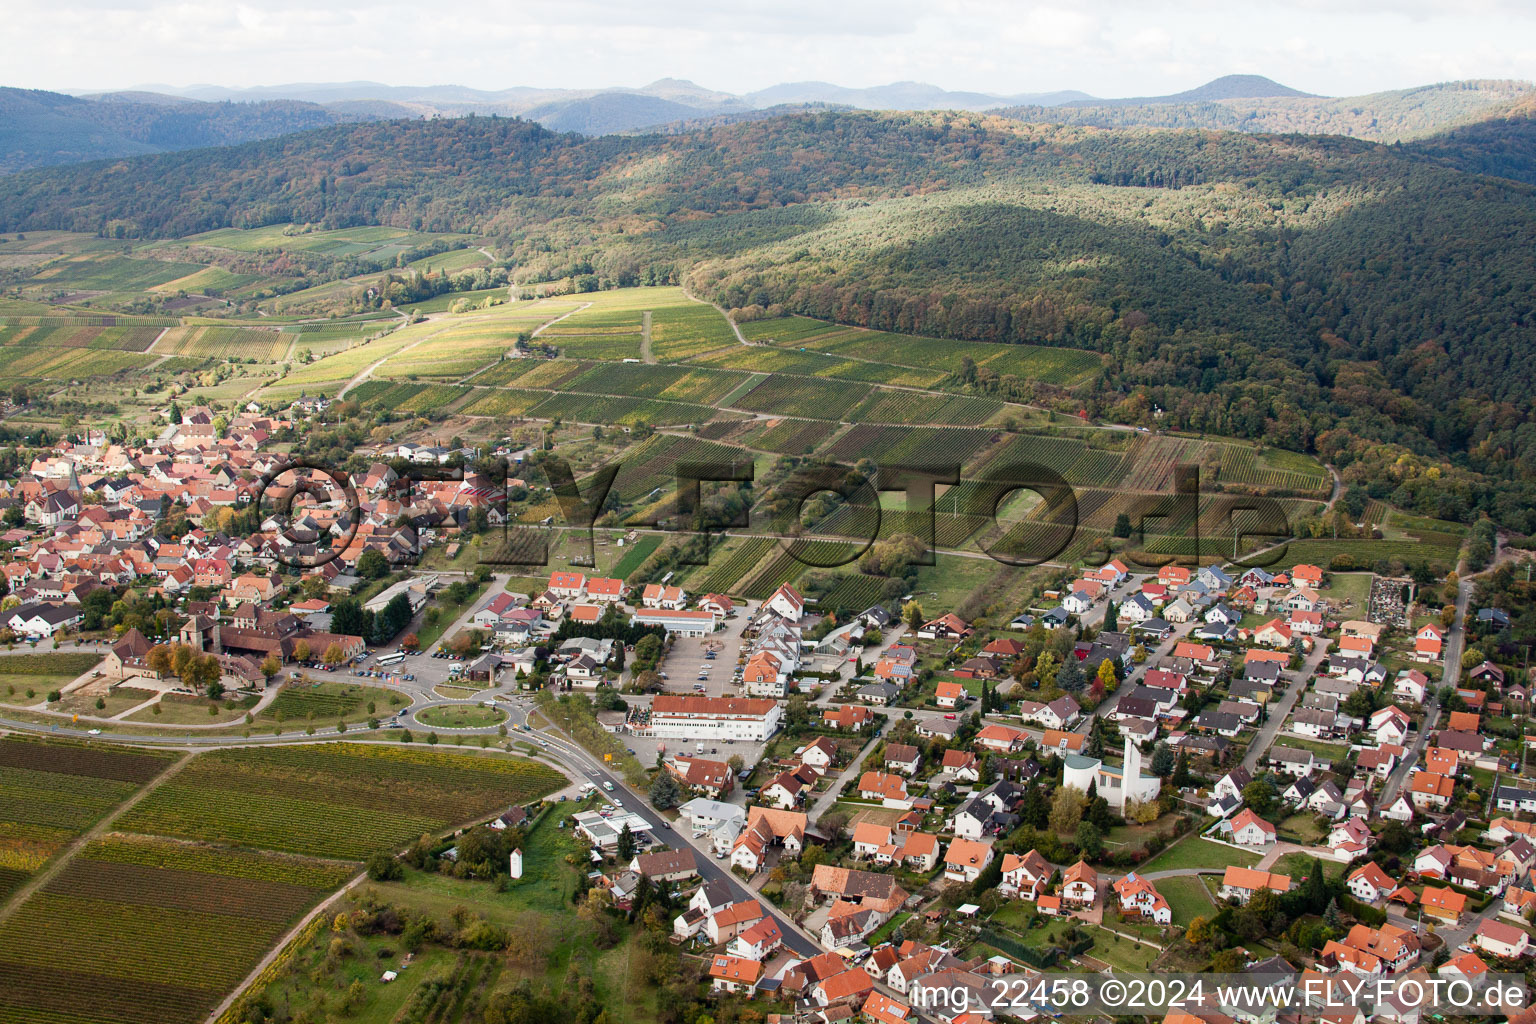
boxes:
[1378,575,1471,806]
[524,704,823,958]
[1239,641,1333,774]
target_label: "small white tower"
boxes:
[508,848,523,879]
[1122,735,1143,784]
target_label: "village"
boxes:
[2,399,1536,1024]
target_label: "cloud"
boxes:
[11,0,1536,99]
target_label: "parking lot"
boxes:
[654,609,751,698]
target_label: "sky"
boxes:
[15,0,1536,98]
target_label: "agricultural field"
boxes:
[0,738,175,902]
[257,682,400,724]
[148,264,265,296]
[820,572,893,611]
[728,374,872,419]
[8,347,157,380]
[0,319,165,352]
[611,534,663,580]
[115,743,564,860]
[473,357,591,388]
[1213,443,1332,494]
[742,417,833,454]
[605,434,749,503]
[0,833,356,1024]
[0,654,106,691]
[845,388,1003,426]
[186,224,474,260]
[155,325,290,361]
[688,536,775,595]
[526,392,717,426]
[648,300,738,360]
[566,362,750,404]
[547,334,644,360]
[738,315,1103,386]
[347,380,472,414]
[459,387,550,416]
[823,424,996,465]
[407,248,492,274]
[23,253,209,294]
[739,540,851,599]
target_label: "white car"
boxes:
[87,728,102,735]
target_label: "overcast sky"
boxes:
[18,0,1536,98]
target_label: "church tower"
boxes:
[1122,734,1143,786]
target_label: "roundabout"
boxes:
[412,702,510,730]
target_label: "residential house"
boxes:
[1113,872,1171,924]
[1061,860,1099,907]
[1000,849,1052,900]
[1231,808,1277,847]
[1348,862,1397,904]
[943,839,994,884]
[1221,866,1293,904]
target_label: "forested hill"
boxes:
[0,88,372,174]
[2,108,1535,527]
[998,80,1535,144]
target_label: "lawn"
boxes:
[1081,924,1162,971]
[0,651,103,695]
[434,684,481,700]
[1277,811,1327,844]
[416,703,508,729]
[49,687,157,717]
[1137,836,1258,874]
[1321,572,1372,614]
[1273,736,1352,763]
[124,693,254,724]
[1274,851,1346,882]
[1156,874,1217,926]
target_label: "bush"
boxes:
[366,852,404,881]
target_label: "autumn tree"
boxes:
[1049,785,1084,835]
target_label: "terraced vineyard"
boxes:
[567,362,749,404]
[459,387,549,416]
[740,540,852,599]
[823,424,995,465]
[156,325,289,361]
[115,743,564,861]
[739,316,1102,386]
[347,380,471,413]
[689,537,775,595]
[845,389,1002,426]
[743,417,832,454]
[607,434,751,503]
[527,392,717,427]
[729,374,872,419]
[0,319,164,352]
